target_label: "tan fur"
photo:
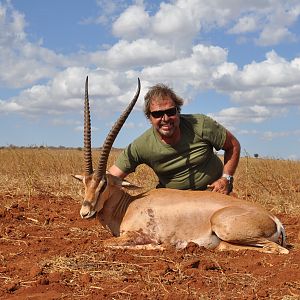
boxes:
[75,174,289,254]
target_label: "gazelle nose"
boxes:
[80,204,91,219]
[80,211,89,219]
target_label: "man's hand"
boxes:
[207,177,232,195]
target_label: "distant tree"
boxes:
[254,153,259,158]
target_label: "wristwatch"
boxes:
[222,174,234,184]
[222,174,234,193]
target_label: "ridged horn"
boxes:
[95,78,141,180]
[84,76,93,175]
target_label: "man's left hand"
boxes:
[207,177,232,195]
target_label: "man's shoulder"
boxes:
[181,113,206,120]
[180,114,207,126]
[131,127,155,147]
[180,114,225,139]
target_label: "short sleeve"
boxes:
[202,116,226,150]
[115,143,140,174]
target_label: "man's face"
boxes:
[149,96,180,138]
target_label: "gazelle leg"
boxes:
[211,207,289,254]
[103,232,165,250]
[215,240,289,254]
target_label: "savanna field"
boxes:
[0,147,299,299]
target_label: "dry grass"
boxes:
[234,156,300,214]
[0,147,157,202]
[0,147,299,214]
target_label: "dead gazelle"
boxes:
[74,77,288,254]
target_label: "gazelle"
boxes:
[74,77,288,254]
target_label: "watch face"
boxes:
[223,175,233,184]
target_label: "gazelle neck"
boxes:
[99,188,133,236]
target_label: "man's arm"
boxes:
[108,164,128,179]
[222,130,240,177]
[209,130,241,194]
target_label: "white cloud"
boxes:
[207,105,287,128]
[0,1,72,88]
[0,67,87,115]
[151,1,200,45]
[81,0,127,25]
[0,2,27,42]
[1,0,300,133]
[256,2,300,45]
[110,0,300,51]
[141,44,229,90]
[256,26,296,46]
[262,129,300,141]
[0,67,143,117]
[228,16,258,34]
[89,39,175,69]
[222,1,300,46]
[213,51,300,107]
[112,5,150,40]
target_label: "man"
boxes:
[109,83,240,194]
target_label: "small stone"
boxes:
[6,282,20,293]
[38,277,49,285]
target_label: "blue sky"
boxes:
[0,0,299,160]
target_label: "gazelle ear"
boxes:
[106,173,141,189]
[72,175,84,181]
[121,180,141,190]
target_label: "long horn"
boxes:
[95,78,141,180]
[84,76,93,175]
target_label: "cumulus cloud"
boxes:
[112,5,150,40]
[0,1,74,88]
[228,16,259,34]
[89,39,176,69]
[227,1,300,46]
[141,44,229,90]
[256,26,296,46]
[0,67,143,117]
[0,0,300,134]
[150,1,200,47]
[213,51,300,108]
[129,0,300,47]
[0,67,86,115]
[208,105,287,128]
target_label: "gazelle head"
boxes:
[74,77,141,219]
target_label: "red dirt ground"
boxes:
[0,194,299,300]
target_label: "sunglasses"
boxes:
[150,107,178,119]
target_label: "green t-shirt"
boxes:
[115,114,227,190]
